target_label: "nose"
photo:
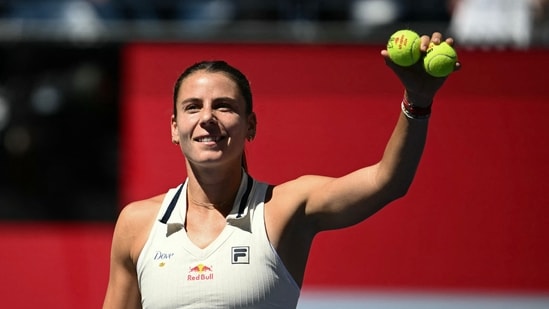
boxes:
[199,106,216,125]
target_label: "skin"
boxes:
[103,32,460,309]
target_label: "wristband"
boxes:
[401,95,432,120]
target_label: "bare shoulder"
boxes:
[114,193,166,264]
[269,175,334,208]
[265,175,334,238]
[119,194,165,224]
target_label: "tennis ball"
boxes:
[387,30,421,67]
[423,42,457,77]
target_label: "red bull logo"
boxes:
[188,263,214,281]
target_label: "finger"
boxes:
[454,61,462,72]
[419,35,431,51]
[430,32,442,44]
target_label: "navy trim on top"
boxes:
[159,184,183,224]
[237,174,253,218]
[159,174,254,224]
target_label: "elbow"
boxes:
[374,164,418,202]
[392,184,411,200]
[383,184,410,202]
[368,162,419,207]
[377,176,414,202]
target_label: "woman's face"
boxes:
[171,70,255,168]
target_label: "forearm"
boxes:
[376,97,429,198]
[374,31,456,198]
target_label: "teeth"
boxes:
[197,136,220,142]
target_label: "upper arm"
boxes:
[296,115,428,231]
[103,201,158,309]
[103,246,141,309]
[297,163,401,231]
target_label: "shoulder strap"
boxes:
[159,184,183,224]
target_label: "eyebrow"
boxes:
[179,96,238,105]
[213,96,239,104]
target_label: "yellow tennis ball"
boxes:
[423,42,457,77]
[387,30,421,67]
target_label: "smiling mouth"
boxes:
[195,136,224,143]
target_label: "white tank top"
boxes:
[136,173,300,308]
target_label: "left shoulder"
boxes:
[264,175,334,232]
[268,175,334,208]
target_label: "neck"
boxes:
[188,196,231,210]
[186,163,243,213]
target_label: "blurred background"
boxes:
[1,0,548,221]
[1,0,549,308]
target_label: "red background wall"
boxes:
[2,44,548,308]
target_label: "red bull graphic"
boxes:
[188,263,214,281]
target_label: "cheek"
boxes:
[172,123,193,144]
[226,119,249,139]
[175,115,198,132]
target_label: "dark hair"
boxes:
[173,60,253,116]
[173,60,254,171]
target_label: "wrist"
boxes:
[401,94,431,120]
[404,91,433,108]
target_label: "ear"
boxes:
[171,114,180,144]
[247,112,257,141]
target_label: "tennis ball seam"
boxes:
[423,42,457,77]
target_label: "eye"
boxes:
[216,102,234,112]
[183,103,200,113]
[214,99,237,112]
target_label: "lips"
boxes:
[194,135,224,143]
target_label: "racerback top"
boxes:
[136,172,300,308]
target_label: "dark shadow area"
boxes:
[0,42,120,221]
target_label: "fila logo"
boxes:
[232,246,249,264]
